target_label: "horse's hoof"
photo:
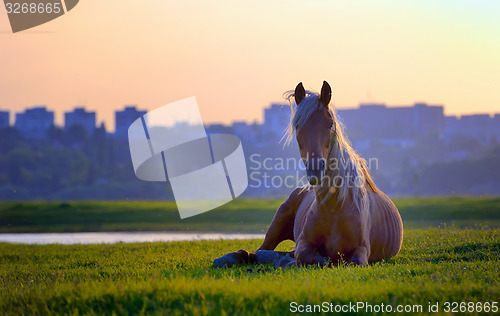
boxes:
[349,257,367,266]
[315,254,330,267]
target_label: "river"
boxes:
[0,232,265,245]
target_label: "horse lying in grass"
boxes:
[214,81,403,268]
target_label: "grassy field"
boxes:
[1,198,499,314]
[1,197,500,233]
[0,228,499,315]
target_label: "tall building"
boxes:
[115,105,147,140]
[64,107,96,135]
[413,103,445,138]
[15,106,54,139]
[0,110,9,128]
[262,103,291,142]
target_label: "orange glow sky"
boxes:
[1,1,499,131]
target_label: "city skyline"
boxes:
[2,100,500,133]
[5,101,500,151]
[1,1,499,131]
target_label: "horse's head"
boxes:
[294,81,334,186]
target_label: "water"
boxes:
[0,232,265,245]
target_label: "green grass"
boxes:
[1,197,500,233]
[0,228,499,315]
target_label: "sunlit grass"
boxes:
[0,228,498,315]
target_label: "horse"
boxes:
[214,81,403,267]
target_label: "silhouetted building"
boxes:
[413,103,445,137]
[0,110,9,128]
[494,114,500,142]
[443,116,460,143]
[64,107,96,135]
[15,106,54,138]
[337,102,444,147]
[444,114,498,145]
[206,123,233,135]
[232,121,261,144]
[263,103,291,142]
[115,106,146,140]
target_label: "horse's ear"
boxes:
[295,82,306,105]
[320,81,332,107]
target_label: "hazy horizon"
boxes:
[1,1,499,130]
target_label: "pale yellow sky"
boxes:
[1,1,499,130]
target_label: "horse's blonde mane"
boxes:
[283,90,322,144]
[284,90,377,220]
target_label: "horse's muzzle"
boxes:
[306,159,325,186]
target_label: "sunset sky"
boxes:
[1,1,499,131]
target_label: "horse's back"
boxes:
[368,190,403,262]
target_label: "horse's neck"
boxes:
[314,131,375,224]
[313,144,343,209]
